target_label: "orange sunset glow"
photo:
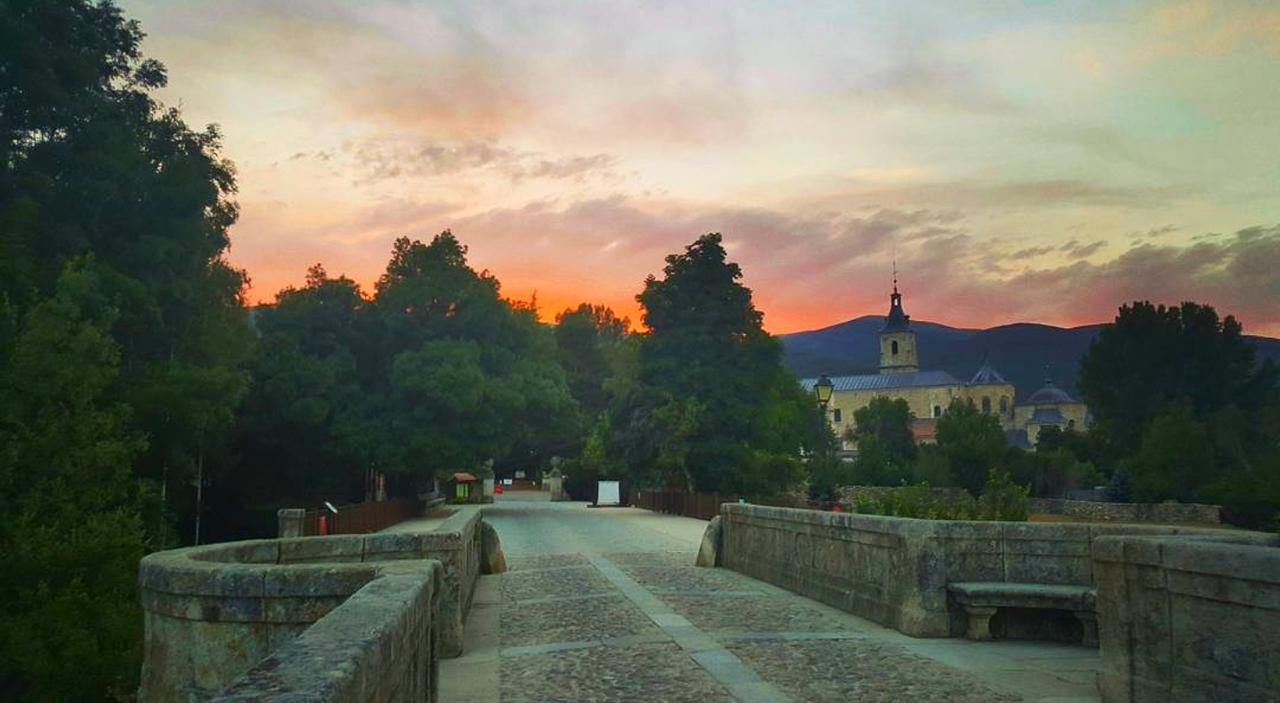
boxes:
[120,1,1280,335]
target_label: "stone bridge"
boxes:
[138,492,1280,703]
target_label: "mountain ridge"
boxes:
[779,315,1280,403]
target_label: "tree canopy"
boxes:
[620,233,814,494]
[1,1,250,695]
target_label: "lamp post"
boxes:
[814,375,834,452]
[813,375,836,507]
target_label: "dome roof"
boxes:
[1026,378,1075,405]
[1029,407,1067,425]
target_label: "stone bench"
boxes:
[948,582,1097,646]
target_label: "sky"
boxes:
[120,0,1280,336]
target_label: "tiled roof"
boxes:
[911,418,938,441]
[801,369,963,392]
[969,359,1008,385]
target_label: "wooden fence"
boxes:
[302,496,421,536]
[631,489,734,520]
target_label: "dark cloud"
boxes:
[1011,245,1055,260]
[1130,224,1179,240]
[1060,239,1107,259]
[346,138,617,184]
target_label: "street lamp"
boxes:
[811,375,837,506]
[813,374,835,454]
[814,375,834,406]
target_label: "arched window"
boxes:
[891,340,899,355]
[933,405,942,418]
[1067,419,1076,430]
[981,397,991,414]
[999,396,1009,414]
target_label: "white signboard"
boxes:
[596,480,621,506]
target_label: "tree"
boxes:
[1080,301,1266,456]
[0,2,254,694]
[935,398,1007,495]
[1128,402,1215,503]
[0,264,152,700]
[848,397,917,485]
[632,233,812,494]
[554,304,630,422]
[1078,300,1280,525]
[1,0,253,538]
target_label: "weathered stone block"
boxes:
[277,535,365,564]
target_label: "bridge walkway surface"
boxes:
[437,491,1100,703]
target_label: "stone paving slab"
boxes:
[663,592,858,634]
[500,642,732,703]
[500,593,660,648]
[442,495,1102,703]
[499,565,615,602]
[729,638,1020,703]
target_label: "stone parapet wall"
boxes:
[1093,531,1280,703]
[211,564,441,703]
[719,503,1225,638]
[1031,498,1222,525]
[138,510,484,702]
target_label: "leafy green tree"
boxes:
[1,0,253,537]
[1078,301,1280,525]
[1128,402,1215,503]
[847,397,917,485]
[935,398,1007,495]
[1004,446,1101,498]
[554,304,630,421]
[632,233,812,494]
[373,233,578,483]
[1,1,254,694]
[0,264,152,700]
[1080,301,1268,456]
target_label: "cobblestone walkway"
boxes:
[441,494,1100,703]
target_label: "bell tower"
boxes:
[879,273,918,374]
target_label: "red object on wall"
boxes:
[318,514,329,535]
[495,484,504,495]
[831,503,844,513]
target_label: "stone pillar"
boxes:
[277,508,306,538]
[964,606,998,641]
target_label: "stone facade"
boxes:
[138,510,486,702]
[804,286,1082,449]
[1031,498,1222,525]
[1092,531,1280,703]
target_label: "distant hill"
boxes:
[780,316,1280,403]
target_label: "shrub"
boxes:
[844,472,1029,522]
[975,470,1031,521]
